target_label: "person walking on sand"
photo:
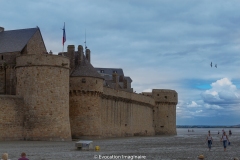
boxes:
[221,132,230,151]
[18,152,29,160]
[206,131,213,151]
[1,153,10,160]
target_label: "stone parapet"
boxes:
[16,54,69,69]
[70,77,103,93]
[152,89,178,103]
[103,87,155,107]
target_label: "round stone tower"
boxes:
[16,54,71,141]
[152,89,178,135]
[69,45,104,138]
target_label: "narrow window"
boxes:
[157,94,159,96]
[82,78,86,83]
[1,55,3,60]
[96,80,97,84]
[165,96,167,99]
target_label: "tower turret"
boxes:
[69,45,104,138]
[152,89,178,135]
[67,45,75,72]
[78,45,83,65]
[86,48,91,63]
[16,54,71,141]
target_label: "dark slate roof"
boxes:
[95,67,124,76]
[124,76,132,83]
[71,53,103,79]
[0,27,38,53]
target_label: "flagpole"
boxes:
[62,44,64,56]
[62,22,66,56]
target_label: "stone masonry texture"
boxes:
[15,54,71,141]
[0,95,24,140]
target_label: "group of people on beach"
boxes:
[206,129,230,152]
[197,130,238,160]
[217,129,232,136]
[1,152,29,160]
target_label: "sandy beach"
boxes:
[0,128,239,160]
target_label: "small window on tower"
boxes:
[113,70,117,73]
[82,78,86,83]
[165,96,167,99]
[1,55,3,60]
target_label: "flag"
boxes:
[62,22,66,45]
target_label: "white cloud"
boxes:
[202,78,240,105]
[187,101,201,108]
[204,104,223,110]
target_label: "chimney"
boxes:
[112,72,119,89]
[123,79,128,89]
[67,45,75,53]
[67,45,75,70]
[0,27,4,32]
[78,45,83,64]
[86,49,91,63]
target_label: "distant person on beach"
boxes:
[206,131,213,151]
[222,129,225,135]
[1,153,10,160]
[229,130,232,136]
[221,132,230,151]
[18,152,29,160]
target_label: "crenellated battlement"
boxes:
[69,90,102,96]
[152,89,178,104]
[16,54,70,69]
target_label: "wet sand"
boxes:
[0,128,239,160]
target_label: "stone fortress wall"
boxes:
[152,89,178,135]
[0,95,24,140]
[0,50,178,140]
[16,54,72,141]
[69,76,104,138]
[100,87,155,137]
[68,45,178,139]
[0,26,178,141]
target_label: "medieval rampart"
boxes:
[0,95,24,140]
[15,54,71,141]
[152,89,178,135]
[69,77,104,138]
[100,87,155,137]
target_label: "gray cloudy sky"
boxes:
[1,0,240,125]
